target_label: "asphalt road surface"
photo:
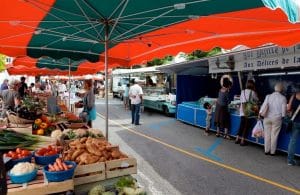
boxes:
[94,98,300,195]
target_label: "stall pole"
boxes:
[68,59,71,111]
[238,71,243,91]
[104,23,109,140]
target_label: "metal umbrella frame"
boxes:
[0,0,298,139]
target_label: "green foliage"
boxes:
[0,54,7,72]
[207,47,222,56]
[144,47,223,66]
[132,65,142,69]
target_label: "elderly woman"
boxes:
[0,80,20,118]
[79,79,96,127]
[259,82,287,156]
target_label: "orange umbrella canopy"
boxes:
[9,56,120,75]
[0,0,299,67]
[108,7,300,65]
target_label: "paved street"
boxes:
[94,97,300,195]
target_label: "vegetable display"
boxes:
[63,137,127,165]
[116,177,146,195]
[4,148,31,160]
[62,128,104,140]
[47,158,73,172]
[0,129,54,150]
[33,115,56,136]
[10,162,35,176]
[35,145,58,156]
[16,97,45,120]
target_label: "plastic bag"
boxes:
[251,120,264,138]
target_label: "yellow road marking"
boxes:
[97,113,300,194]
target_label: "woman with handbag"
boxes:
[287,89,300,166]
[259,82,287,156]
[235,80,258,146]
[79,79,96,127]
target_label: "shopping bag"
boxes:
[251,120,264,138]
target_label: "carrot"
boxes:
[55,158,62,164]
[53,162,60,171]
[48,164,55,172]
[56,159,64,171]
[62,162,68,171]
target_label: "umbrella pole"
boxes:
[68,60,71,111]
[105,24,109,140]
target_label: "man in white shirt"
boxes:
[129,80,143,125]
[259,82,287,155]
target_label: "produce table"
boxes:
[177,103,300,155]
[7,169,73,195]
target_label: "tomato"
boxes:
[47,150,57,156]
[16,148,22,154]
[37,148,47,156]
[47,145,53,151]
[11,154,18,160]
[21,150,30,156]
[8,151,14,156]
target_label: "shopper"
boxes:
[123,84,130,110]
[28,83,35,96]
[203,102,212,136]
[287,88,300,165]
[129,79,143,125]
[18,76,28,99]
[235,80,258,146]
[214,77,232,139]
[0,80,20,118]
[79,79,96,127]
[259,82,287,156]
[0,79,8,91]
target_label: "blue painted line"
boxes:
[194,138,223,162]
[207,138,223,153]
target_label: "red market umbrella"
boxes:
[0,0,298,138]
[108,7,300,65]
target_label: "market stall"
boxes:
[158,44,300,155]
[0,84,140,195]
[112,67,177,115]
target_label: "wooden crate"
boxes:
[105,157,137,179]
[74,162,106,186]
[7,170,74,195]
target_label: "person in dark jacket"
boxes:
[18,76,28,99]
[287,87,300,166]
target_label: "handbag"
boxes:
[284,105,300,133]
[260,95,269,118]
[243,91,258,117]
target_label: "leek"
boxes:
[0,129,54,150]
